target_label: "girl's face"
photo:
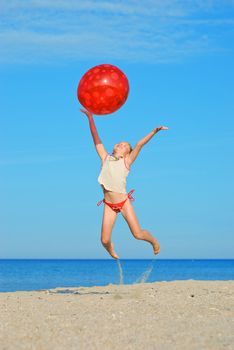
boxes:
[113,141,131,156]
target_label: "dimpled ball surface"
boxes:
[77,64,129,115]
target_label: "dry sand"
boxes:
[0,281,233,350]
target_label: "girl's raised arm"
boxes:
[80,109,108,162]
[127,126,169,166]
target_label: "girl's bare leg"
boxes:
[120,200,160,254]
[101,204,119,259]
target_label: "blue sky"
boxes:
[1,0,234,259]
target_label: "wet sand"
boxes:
[0,280,233,350]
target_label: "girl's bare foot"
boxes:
[152,239,160,255]
[104,242,119,259]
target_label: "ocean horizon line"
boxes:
[0,258,233,261]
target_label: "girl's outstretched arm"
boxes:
[80,109,108,161]
[127,126,169,166]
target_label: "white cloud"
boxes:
[0,0,233,64]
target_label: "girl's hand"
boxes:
[154,126,169,133]
[80,108,93,120]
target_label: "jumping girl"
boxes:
[81,108,169,259]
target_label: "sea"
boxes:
[0,259,233,293]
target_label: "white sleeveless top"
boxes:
[98,154,130,194]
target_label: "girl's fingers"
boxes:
[80,108,88,114]
[80,108,93,118]
[157,126,169,130]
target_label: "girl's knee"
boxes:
[133,230,143,240]
[101,237,111,246]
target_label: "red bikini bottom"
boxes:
[97,189,135,213]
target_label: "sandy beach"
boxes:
[0,280,233,350]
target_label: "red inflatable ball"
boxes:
[77,64,129,115]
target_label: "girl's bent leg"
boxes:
[101,204,119,259]
[120,200,160,255]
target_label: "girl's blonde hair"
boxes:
[127,143,133,154]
